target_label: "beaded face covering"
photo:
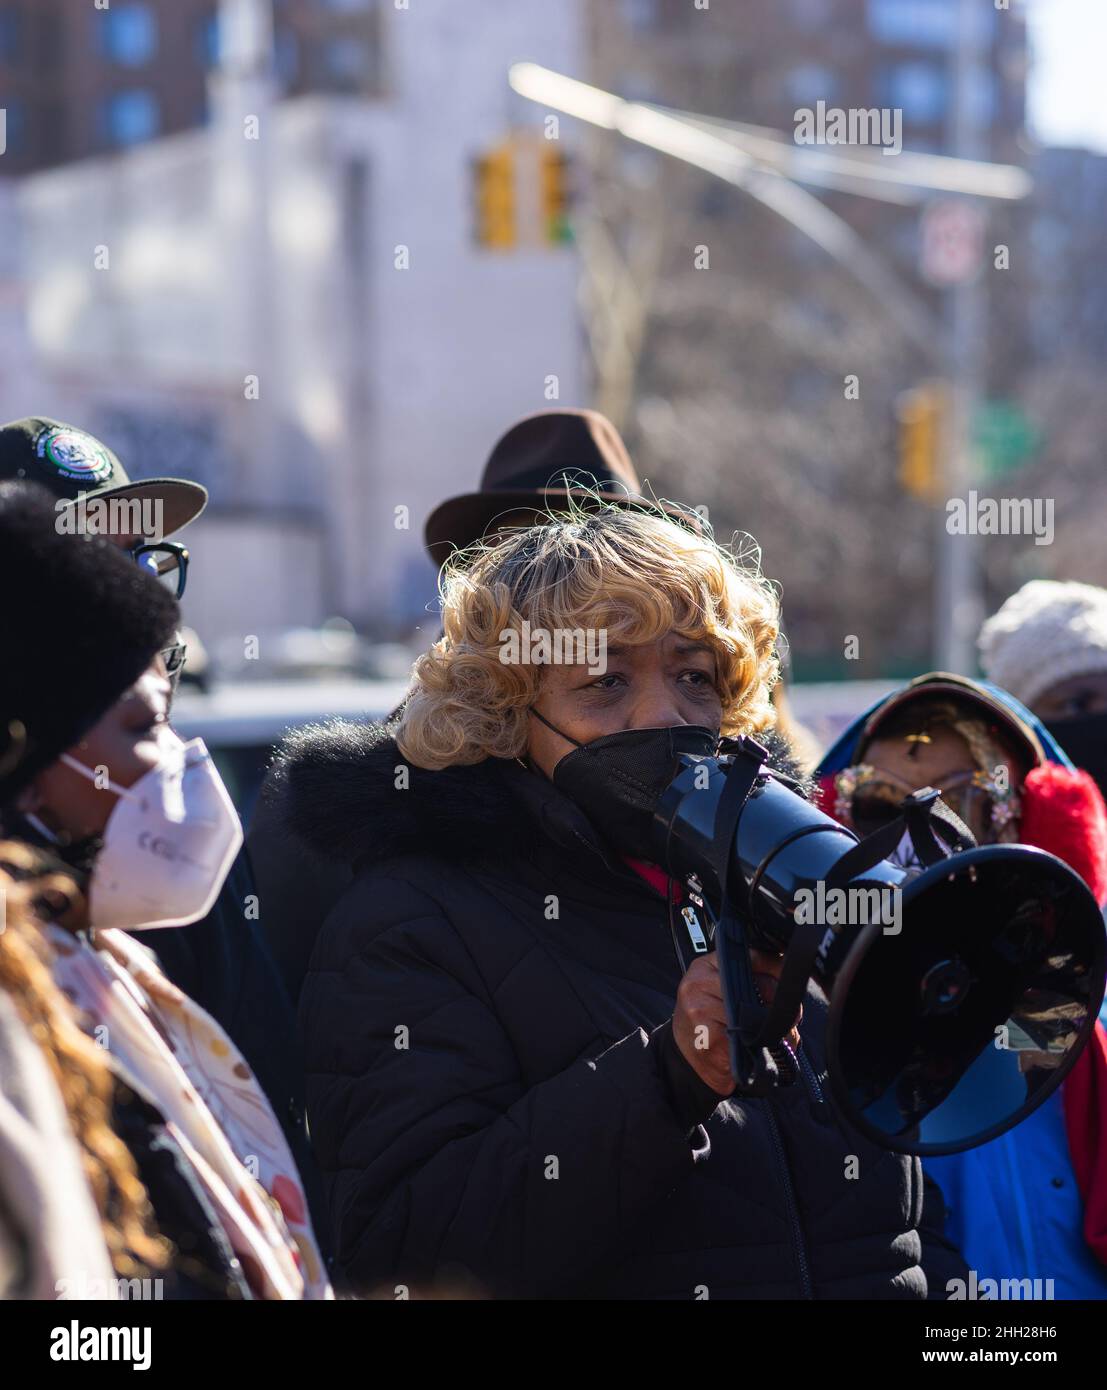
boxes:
[834,711,1021,843]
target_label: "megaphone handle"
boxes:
[714,904,780,1095]
[749,915,822,1051]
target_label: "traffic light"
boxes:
[897,383,945,502]
[540,146,573,245]
[474,143,516,250]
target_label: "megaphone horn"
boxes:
[652,737,1107,1156]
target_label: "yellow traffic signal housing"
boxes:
[540,146,573,245]
[897,384,945,503]
[474,144,516,250]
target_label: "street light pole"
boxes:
[935,0,988,674]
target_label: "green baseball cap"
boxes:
[0,416,208,538]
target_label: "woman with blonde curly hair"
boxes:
[271,501,964,1299]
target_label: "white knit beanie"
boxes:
[979,579,1107,710]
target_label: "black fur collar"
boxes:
[262,719,810,870]
[262,719,547,868]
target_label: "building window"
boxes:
[102,3,158,68]
[877,62,948,125]
[103,89,161,146]
[322,36,369,90]
[198,11,221,67]
[275,29,300,85]
[697,179,732,218]
[966,69,997,127]
[0,7,22,62]
[787,63,840,105]
[867,0,994,49]
[621,0,660,30]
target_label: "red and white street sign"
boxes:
[919,199,986,287]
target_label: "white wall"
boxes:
[342,0,586,627]
[176,511,327,649]
[0,180,42,423]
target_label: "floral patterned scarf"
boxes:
[47,924,331,1300]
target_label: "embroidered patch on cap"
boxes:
[35,426,114,484]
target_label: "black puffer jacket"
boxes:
[267,721,966,1300]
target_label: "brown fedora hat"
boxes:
[424,408,697,570]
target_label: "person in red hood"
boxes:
[815,672,1107,1298]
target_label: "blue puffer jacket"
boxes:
[924,998,1107,1300]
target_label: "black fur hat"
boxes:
[0,482,180,806]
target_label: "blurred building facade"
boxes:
[2,0,586,646]
[0,179,37,418]
[593,0,1027,153]
[1024,146,1107,367]
[0,0,384,175]
[2,0,1104,670]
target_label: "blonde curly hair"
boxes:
[398,500,781,770]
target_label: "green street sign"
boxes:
[974,401,1039,478]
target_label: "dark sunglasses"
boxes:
[129,541,189,600]
[840,764,1016,842]
[160,640,188,695]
